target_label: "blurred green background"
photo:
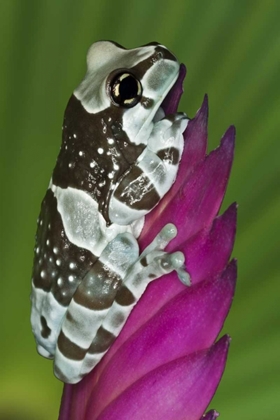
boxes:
[1,0,279,419]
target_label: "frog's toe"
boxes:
[140,227,192,286]
[177,267,191,286]
[157,251,191,286]
[158,250,184,270]
[141,223,178,256]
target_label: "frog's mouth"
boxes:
[152,64,187,123]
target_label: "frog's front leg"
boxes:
[78,224,190,380]
[109,113,188,225]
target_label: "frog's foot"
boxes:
[138,223,190,286]
[108,114,189,227]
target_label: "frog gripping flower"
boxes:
[31,41,191,384]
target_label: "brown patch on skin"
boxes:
[130,45,177,81]
[154,45,177,63]
[157,147,180,165]
[65,310,81,332]
[73,260,121,310]
[140,96,154,109]
[32,189,97,306]
[115,284,136,306]
[40,316,51,338]
[140,256,148,267]
[88,326,116,354]
[57,330,86,361]
[112,311,126,327]
[113,165,160,211]
[66,310,74,323]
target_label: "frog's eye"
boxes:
[109,72,142,108]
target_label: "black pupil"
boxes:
[119,76,138,100]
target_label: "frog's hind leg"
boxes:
[80,223,190,377]
[53,233,139,384]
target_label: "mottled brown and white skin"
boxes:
[31,41,190,384]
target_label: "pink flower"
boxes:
[59,65,237,420]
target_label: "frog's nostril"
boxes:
[154,46,177,63]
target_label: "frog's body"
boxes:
[31,41,189,384]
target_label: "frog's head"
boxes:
[54,41,188,226]
[74,40,180,146]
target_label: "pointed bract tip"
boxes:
[195,94,209,122]
[179,63,187,79]
[221,260,237,292]
[200,94,209,113]
[223,201,238,218]
[228,258,238,273]
[201,409,220,420]
[206,335,231,363]
[220,125,236,150]
[219,202,237,237]
[224,333,232,344]
[184,94,208,142]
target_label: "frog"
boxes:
[30,40,190,384]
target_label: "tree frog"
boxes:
[31,41,189,384]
